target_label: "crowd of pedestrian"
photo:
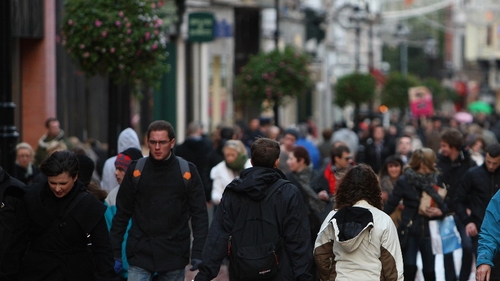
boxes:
[2,112,500,280]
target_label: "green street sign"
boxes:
[188,12,215,42]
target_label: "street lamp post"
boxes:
[0,0,20,172]
[395,23,410,76]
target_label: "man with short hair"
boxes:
[176,121,213,202]
[110,120,208,281]
[395,135,413,164]
[362,125,394,174]
[194,138,313,281]
[456,144,500,281]
[278,128,299,174]
[317,144,353,196]
[437,128,476,281]
[34,118,67,166]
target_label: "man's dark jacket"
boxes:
[437,149,476,213]
[175,137,213,202]
[194,167,313,281]
[110,153,208,272]
[0,167,26,279]
[454,163,500,229]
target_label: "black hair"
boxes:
[45,117,59,128]
[331,144,350,160]
[40,150,79,178]
[486,143,500,158]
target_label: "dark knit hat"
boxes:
[283,128,299,140]
[115,147,142,171]
[76,154,95,186]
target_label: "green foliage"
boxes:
[381,72,420,111]
[334,73,376,108]
[234,46,313,105]
[61,0,177,86]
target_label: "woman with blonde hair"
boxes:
[13,142,40,184]
[210,140,252,205]
[384,148,447,281]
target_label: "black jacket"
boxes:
[0,167,26,279]
[175,137,213,201]
[362,140,395,174]
[437,149,476,212]
[454,164,500,229]
[20,181,115,281]
[384,174,447,237]
[110,153,208,272]
[195,167,313,281]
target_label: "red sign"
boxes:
[409,86,434,117]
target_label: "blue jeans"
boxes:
[128,266,185,281]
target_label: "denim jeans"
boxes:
[404,236,435,280]
[128,266,185,281]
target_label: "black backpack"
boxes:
[227,179,288,280]
[132,156,191,190]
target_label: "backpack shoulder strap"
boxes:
[176,156,191,190]
[265,179,289,201]
[133,157,147,192]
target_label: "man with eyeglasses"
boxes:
[110,120,208,281]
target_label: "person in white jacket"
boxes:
[314,164,404,281]
[210,140,252,205]
[100,128,142,192]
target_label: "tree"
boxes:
[381,72,420,112]
[334,73,376,108]
[234,46,313,125]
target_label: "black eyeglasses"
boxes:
[148,140,172,146]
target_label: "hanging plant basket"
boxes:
[61,0,177,86]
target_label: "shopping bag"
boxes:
[429,220,442,255]
[439,215,461,254]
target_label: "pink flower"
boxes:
[118,11,124,17]
[101,31,107,37]
[83,52,90,58]
[145,31,150,40]
[151,3,156,8]
[154,29,159,35]
[127,29,132,34]
[151,43,158,50]
[262,73,269,80]
[126,22,131,28]
[110,47,115,53]
[95,20,102,27]
[79,44,85,49]
[68,20,74,26]
[115,20,121,27]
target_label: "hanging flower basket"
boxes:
[235,46,313,105]
[61,0,176,86]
